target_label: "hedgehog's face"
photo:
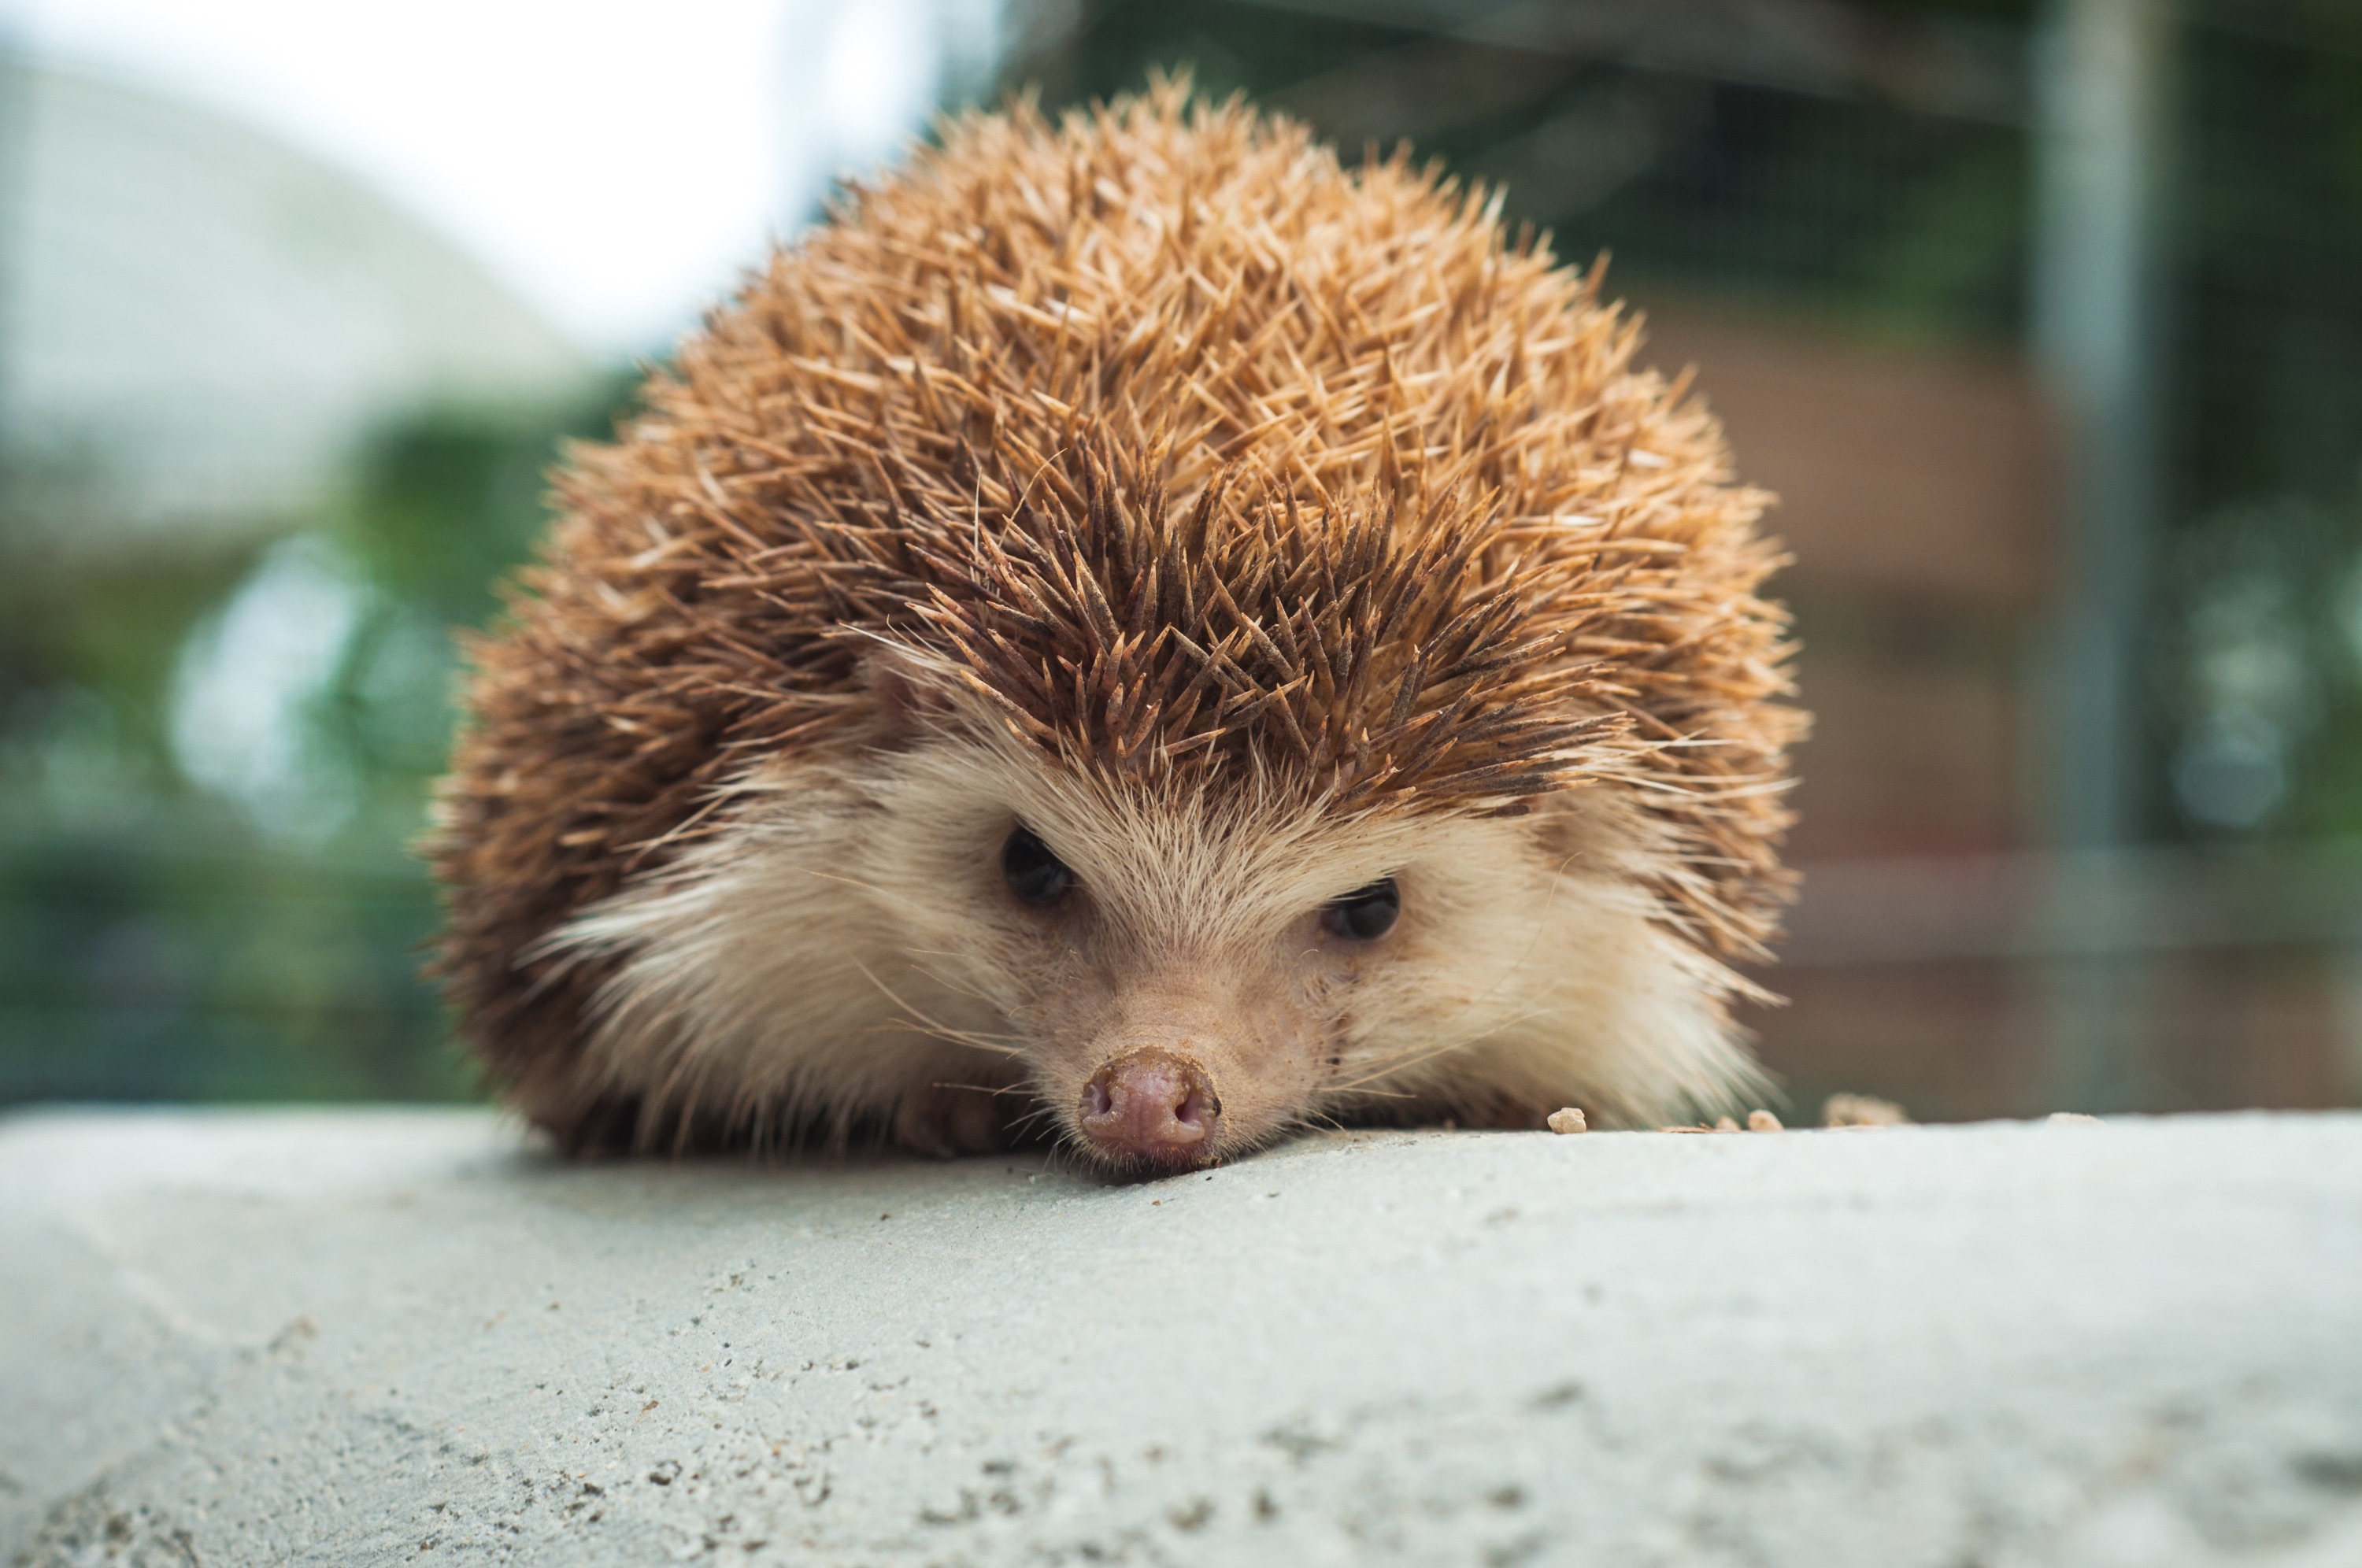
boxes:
[856,704,1669,1178]
[979,819,1409,1174]
[556,672,1755,1170]
[861,730,1383,1174]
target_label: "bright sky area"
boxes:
[13,0,985,355]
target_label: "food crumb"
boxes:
[2047,1111,2100,1126]
[1823,1093,1912,1128]
[1746,1109,1783,1131]
[1546,1107,1588,1135]
[1714,1115,1741,1133]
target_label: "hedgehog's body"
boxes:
[430,85,1804,1173]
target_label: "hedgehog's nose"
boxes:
[1078,1048,1221,1169]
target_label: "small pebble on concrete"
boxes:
[1823,1093,1912,1128]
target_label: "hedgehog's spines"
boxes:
[431,81,1805,1128]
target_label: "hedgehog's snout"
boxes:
[1077,1048,1222,1170]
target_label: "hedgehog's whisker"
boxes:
[800,867,938,919]
[898,953,1009,1011]
[862,1010,1020,1045]
[884,988,1022,1041]
[876,1017,1027,1058]
[1327,1037,1475,1092]
[1035,1137,1086,1179]
[848,956,1027,1059]
[1005,1104,1062,1142]
[1326,1006,1551,1094]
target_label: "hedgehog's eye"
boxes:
[1324,878,1399,941]
[1001,827,1074,905]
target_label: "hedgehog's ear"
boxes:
[861,647,961,749]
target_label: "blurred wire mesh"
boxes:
[5,0,2361,1119]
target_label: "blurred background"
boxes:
[4,0,2359,1122]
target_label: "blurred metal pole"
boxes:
[0,37,25,482]
[2031,0,2172,1109]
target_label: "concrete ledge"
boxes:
[3,1109,2360,1566]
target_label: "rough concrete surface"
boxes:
[2,1109,2359,1568]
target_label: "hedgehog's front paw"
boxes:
[894,1083,1022,1159]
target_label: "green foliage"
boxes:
[338,383,635,633]
[321,379,640,790]
[1019,0,2034,345]
[2163,10,2362,838]
[0,375,637,1104]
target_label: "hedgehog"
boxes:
[427,80,1805,1175]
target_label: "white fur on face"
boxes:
[539,702,1766,1156]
